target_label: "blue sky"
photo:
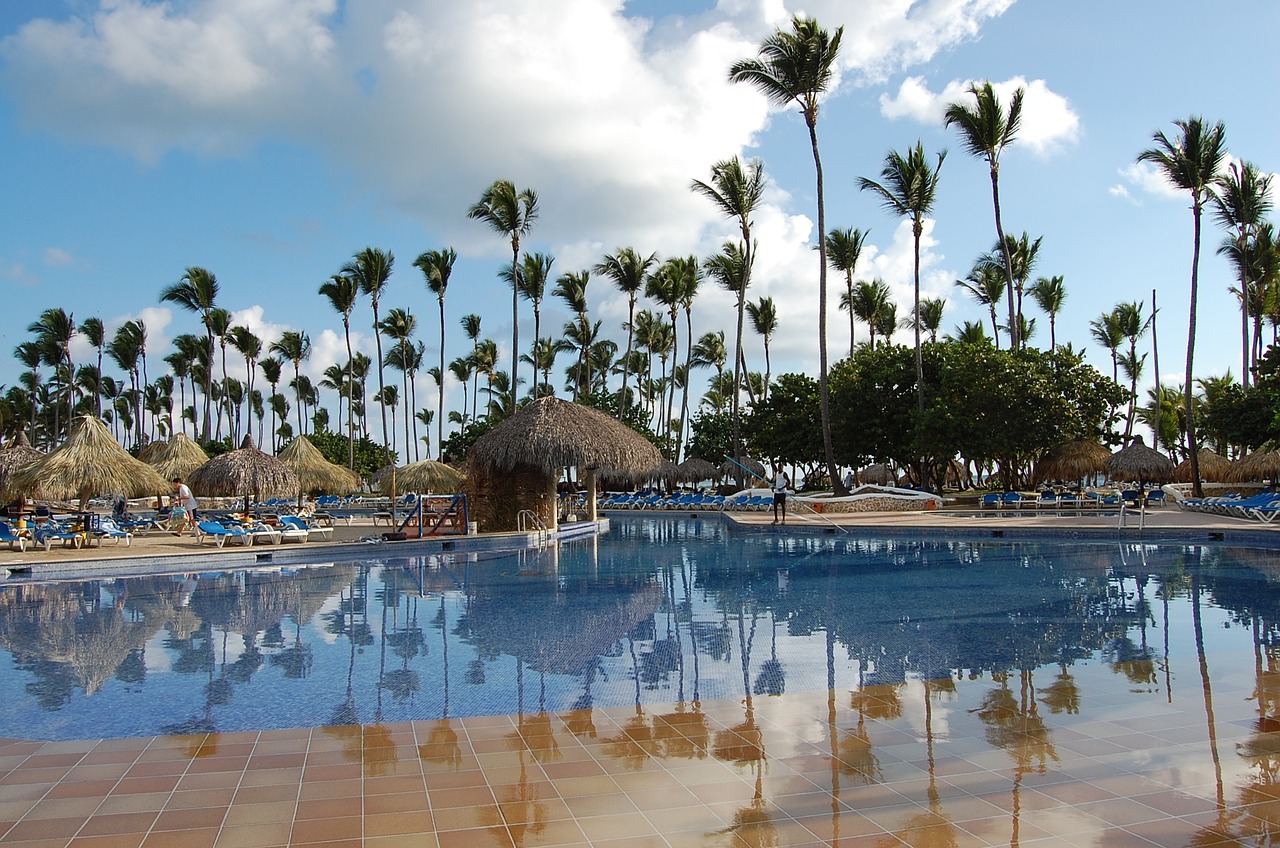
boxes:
[0,0,1276,441]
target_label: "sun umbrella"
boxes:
[276,436,360,502]
[136,440,166,464]
[1227,450,1280,484]
[188,434,299,514]
[676,456,719,484]
[1173,449,1232,483]
[145,433,210,483]
[1033,439,1111,484]
[0,430,44,498]
[9,416,171,509]
[858,463,893,486]
[382,459,463,495]
[719,456,766,483]
[1104,435,1175,484]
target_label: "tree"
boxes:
[270,331,312,440]
[553,268,593,401]
[509,253,556,395]
[981,232,1042,337]
[1027,275,1067,350]
[378,307,418,458]
[730,14,845,493]
[944,81,1025,348]
[595,248,657,415]
[859,141,946,415]
[27,308,77,435]
[460,313,482,424]
[1213,161,1274,384]
[160,267,219,439]
[344,247,396,477]
[227,325,262,444]
[468,179,539,413]
[826,227,869,357]
[955,261,1006,348]
[80,316,105,418]
[850,279,892,349]
[319,271,360,469]
[702,242,753,458]
[207,306,233,439]
[414,248,456,458]
[1137,116,1227,496]
[747,297,778,401]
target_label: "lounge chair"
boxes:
[0,521,25,552]
[243,524,283,545]
[92,517,132,547]
[980,493,1002,510]
[34,521,85,551]
[196,521,252,548]
[1002,491,1025,509]
[1035,491,1058,510]
[281,515,329,541]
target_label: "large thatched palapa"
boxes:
[277,436,360,502]
[1104,435,1175,484]
[1227,449,1280,484]
[677,456,719,484]
[0,430,43,498]
[381,460,463,495]
[188,435,299,513]
[10,416,171,509]
[1173,449,1232,483]
[1033,439,1111,484]
[144,433,210,483]
[468,397,662,531]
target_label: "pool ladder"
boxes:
[516,509,552,545]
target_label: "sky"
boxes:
[0,0,1277,444]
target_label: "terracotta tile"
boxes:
[246,754,306,771]
[175,771,243,791]
[296,779,361,802]
[428,786,493,809]
[152,806,227,831]
[363,811,434,837]
[25,797,102,820]
[5,815,89,841]
[300,763,362,782]
[75,812,158,837]
[576,812,657,842]
[364,792,429,815]
[0,767,74,787]
[211,822,293,848]
[222,801,297,828]
[232,783,298,805]
[236,767,302,789]
[166,789,237,811]
[140,827,220,848]
[295,795,362,820]
[424,770,487,790]
[364,775,427,795]
[431,804,504,832]
[508,818,587,846]
[68,833,147,848]
[436,826,514,848]
[365,833,440,848]
[562,793,637,818]
[289,814,362,843]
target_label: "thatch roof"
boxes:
[1227,450,1280,483]
[1104,435,1175,484]
[677,456,719,483]
[470,397,662,477]
[719,456,767,481]
[1173,449,1233,483]
[1033,439,1111,483]
[188,434,299,501]
[0,430,43,498]
[145,433,210,483]
[858,463,893,485]
[381,460,463,495]
[10,416,171,507]
[277,436,360,494]
[368,463,396,489]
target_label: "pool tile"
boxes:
[289,814,363,843]
[364,810,435,837]
[211,822,293,848]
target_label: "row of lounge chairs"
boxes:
[1178,492,1280,523]
[600,492,774,511]
[196,516,334,548]
[0,516,134,552]
[981,490,1167,511]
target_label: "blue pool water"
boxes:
[0,516,1276,740]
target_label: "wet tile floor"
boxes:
[0,680,1272,848]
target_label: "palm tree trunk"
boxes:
[344,320,355,470]
[437,301,445,459]
[1186,201,1204,497]
[808,118,843,496]
[620,297,636,414]
[912,224,924,416]
[509,247,520,413]
[989,166,1018,350]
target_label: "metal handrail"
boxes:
[516,509,552,544]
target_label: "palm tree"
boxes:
[106,322,143,447]
[850,279,892,348]
[553,269,593,401]
[944,81,1025,349]
[269,331,312,440]
[414,248,456,458]
[981,232,1042,335]
[227,325,262,443]
[594,248,657,413]
[27,308,77,432]
[647,258,697,443]
[859,141,946,414]
[746,297,778,401]
[1213,161,1273,384]
[825,227,869,357]
[206,307,233,439]
[730,13,844,492]
[160,266,219,439]
[1113,301,1150,439]
[521,337,566,397]
[468,180,539,413]
[908,297,945,343]
[447,357,473,431]
[951,321,990,346]
[460,314,482,424]
[506,252,556,395]
[955,261,1007,348]
[1137,116,1227,496]
[701,241,753,455]
[344,247,395,473]
[675,262,701,459]
[1027,276,1067,350]
[691,330,727,392]
[80,316,105,417]
[379,307,419,457]
[319,271,360,468]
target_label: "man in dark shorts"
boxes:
[771,468,791,525]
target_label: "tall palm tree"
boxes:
[269,331,312,441]
[27,308,77,431]
[1114,301,1149,440]
[80,316,105,417]
[414,248,456,458]
[981,232,1042,335]
[648,258,697,443]
[1027,275,1067,350]
[379,308,418,457]
[675,262,701,459]
[746,297,778,401]
[553,269,592,401]
[507,252,556,395]
[160,266,219,439]
[1137,116,1227,496]
[951,321,990,346]
[447,357,473,430]
[859,141,947,414]
[850,279,892,348]
[319,271,360,468]
[730,14,844,492]
[106,322,144,447]
[259,356,283,448]
[702,241,753,444]
[825,227,869,357]
[468,180,539,413]
[944,81,1025,349]
[1213,161,1273,385]
[207,307,233,439]
[909,297,945,343]
[594,247,657,413]
[344,247,395,473]
[955,261,1006,348]
[227,325,262,444]
[460,314,482,424]
[691,330,727,403]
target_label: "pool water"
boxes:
[0,515,1275,745]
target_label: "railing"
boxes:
[516,509,552,544]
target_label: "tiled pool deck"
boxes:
[1,508,1276,847]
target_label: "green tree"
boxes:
[826,227,869,357]
[730,14,845,494]
[414,248,456,458]
[1214,161,1274,383]
[746,297,778,400]
[80,316,105,418]
[160,267,219,439]
[1027,275,1067,350]
[594,247,657,414]
[1137,116,1227,496]
[318,271,360,469]
[955,261,1006,348]
[344,247,395,474]
[269,331,312,440]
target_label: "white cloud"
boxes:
[880,75,1080,156]
[43,247,74,267]
[1117,161,1183,201]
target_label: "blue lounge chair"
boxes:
[981,493,1002,510]
[0,521,25,552]
[281,515,327,541]
[92,517,132,547]
[33,521,85,551]
[196,521,252,548]
[1002,491,1025,509]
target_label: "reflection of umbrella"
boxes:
[1104,435,1174,484]
[676,456,719,483]
[145,433,210,482]
[277,436,360,498]
[380,459,462,495]
[1034,439,1111,484]
[188,434,299,513]
[1173,449,1232,483]
[1228,450,1280,483]
[0,430,43,498]
[10,416,171,509]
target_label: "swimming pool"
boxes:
[0,515,1275,745]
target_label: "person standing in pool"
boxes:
[771,468,791,525]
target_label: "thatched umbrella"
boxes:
[145,433,210,483]
[277,436,360,503]
[677,456,719,484]
[1104,435,1175,485]
[0,430,44,498]
[1033,439,1112,485]
[1173,449,1232,483]
[719,456,767,485]
[188,434,299,514]
[469,397,662,529]
[10,416,171,510]
[858,463,893,486]
[382,459,463,495]
[1227,450,1280,484]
